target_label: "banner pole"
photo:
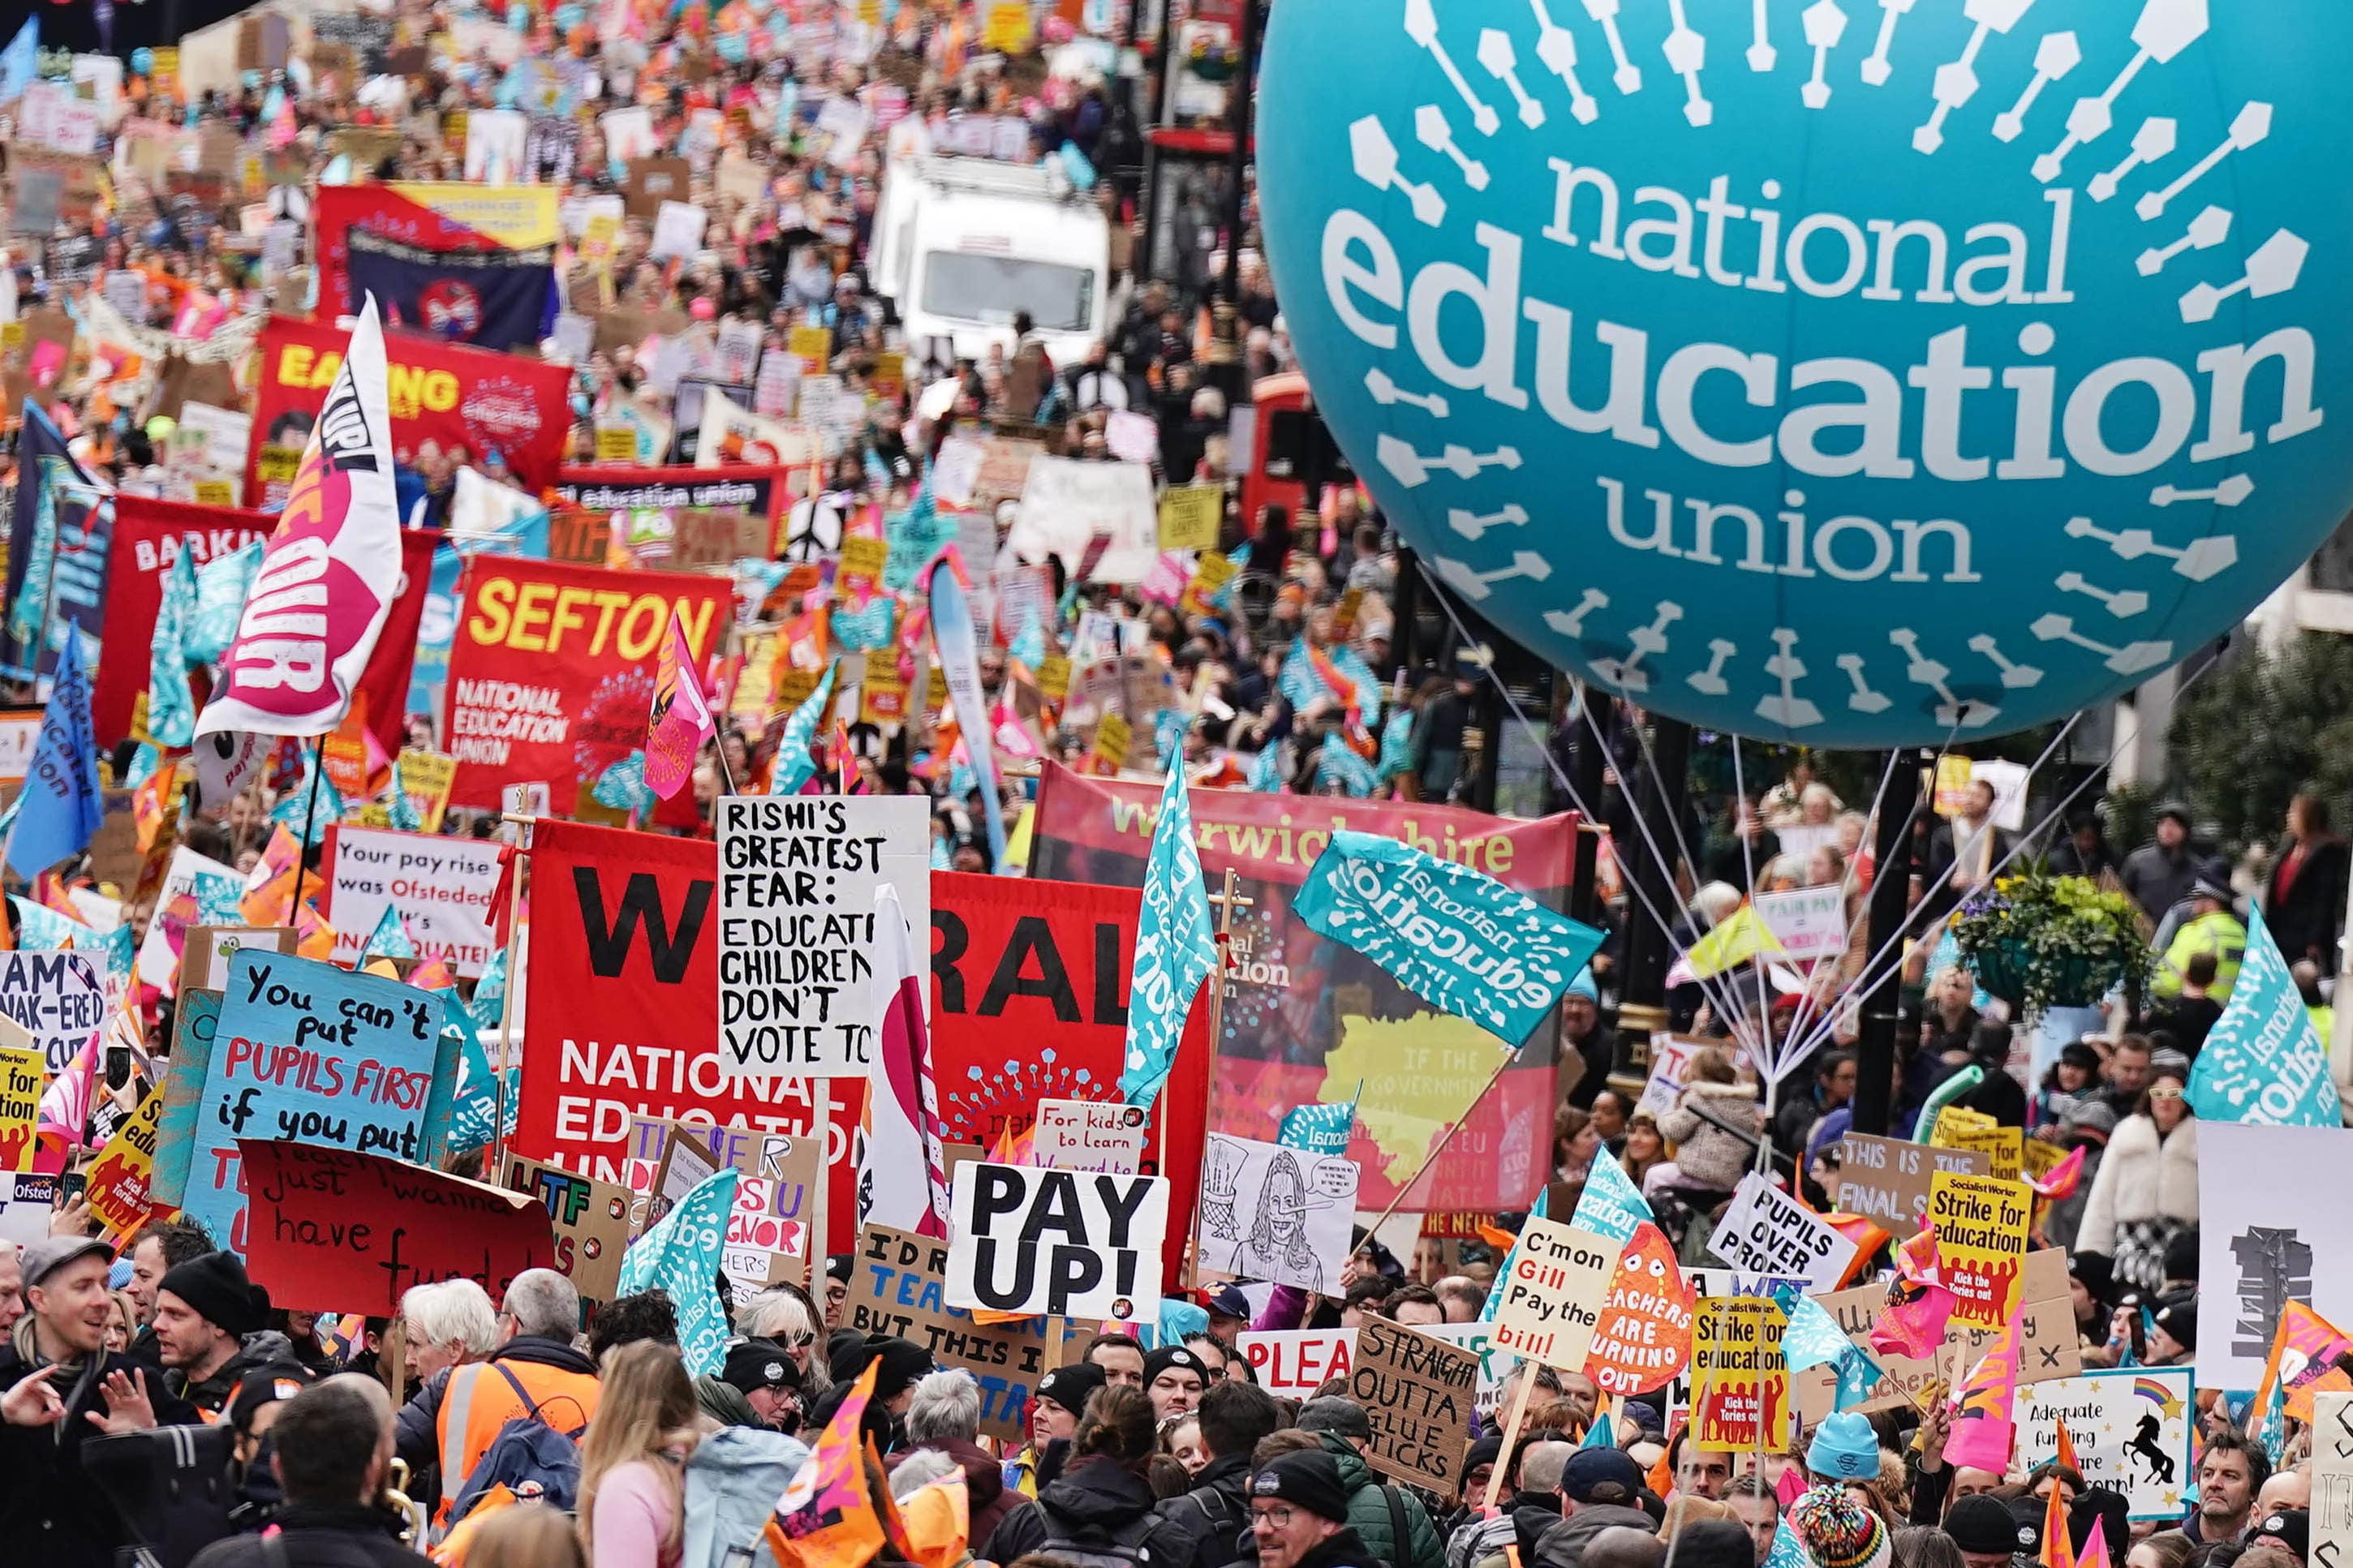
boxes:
[292,736,328,900]
[489,818,533,1175]
[1483,1363,1539,1512]
[1186,868,1250,1292]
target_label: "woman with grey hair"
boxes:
[738,1285,831,1400]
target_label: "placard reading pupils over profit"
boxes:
[714,796,930,1078]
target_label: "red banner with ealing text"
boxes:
[441,557,731,811]
[1030,762,1582,1213]
[93,496,272,750]
[246,314,571,507]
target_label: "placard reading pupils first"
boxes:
[714,796,930,1079]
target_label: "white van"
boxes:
[872,154,1111,367]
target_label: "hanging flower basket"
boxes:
[1951,869,2151,1022]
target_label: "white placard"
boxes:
[715,318,763,385]
[650,200,709,261]
[1705,1171,1859,1293]
[946,1160,1168,1320]
[2197,1121,2353,1390]
[600,105,657,161]
[931,435,985,508]
[1104,410,1159,465]
[2016,1368,2196,1521]
[2315,1392,2353,1568]
[1753,885,1850,964]
[1236,1328,1357,1396]
[0,951,106,1072]
[0,712,41,783]
[714,795,930,1078]
[1033,1098,1149,1174]
[1009,457,1159,584]
[1198,1133,1357,1294]
[324,826,505,978]
[0,1172,61,1245]
[462,108,528,183]
[1637,1033,1706,1118]
[1419,1320,1510,1419]
[177,402,253,475]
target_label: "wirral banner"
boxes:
[927,871,1207,1291]
[553,463,794,522]
[1296,831,1602,1046]
[92,496,272,749]
[200,303,402,741]
[441,556,729,810]
[1031,763,1580,1211]
[248,314,571,506]
[347,230,557,353]
[312,183,561,327]
[514,821,861,1252]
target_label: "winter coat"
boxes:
[0,1335,200,1568]
[1295,1528,1390,1568]
[2269,835,2351,965]
[1448,1495,1562,1568]
[2076,1113,2200,1256]
[894,1437,1025,1546]
[175,1330,297,1417]
[187,1502,430,1568]
[2120,843,2201,923]
[1316,1432,1446,1568]
[1656,1080,1766,1194]
[986,1454,1173,1567]
[1530,1504,1660,1568]
[1151,1452,1256,1568]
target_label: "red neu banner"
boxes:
[516,832,1210,1288]
[93,496,272,749]
[247,315,571,506]
[441,557,731,810]
[929,872,1207,1291]
[517,821,865,1253]
[1030,762,1582,1213]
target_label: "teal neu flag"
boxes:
[147,552,199,748]
[1278,1085,1360,1158]
[6,627,102,879]
[2188,903,2342,1127]
[619,1166,739,1375]
[1295,831,1604,1046]
[1119,767,1217,1108]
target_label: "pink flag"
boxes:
[2072,1516,2109,1568]
[646,608,716,799]
[196,299,402,741]
[38,1030,99,1154]
[1942,1320,2021,1473]
[860,883,951,1238]
[1871,1226,1958,1360]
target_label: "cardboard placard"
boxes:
[850,1224,1074,1441]
[712,796,931,1077]
[502,1152,634,1303]
[946,1161,1168,1320]
[179,926,302,996]
[1835,1134,1991,1231]
[1800,1248,2078,1419]
[1349,1317,1480,1489]
[623,157,694,219]
[240,1139,554,1315]
[1490,1214,1617,1370]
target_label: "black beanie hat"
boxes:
[158,1251,269,1339]
[1035,1362,1107,1417]
[1945,1495,2023,1557]
[1251,1450,1352,1523]
[858,1335,933,1402]
[722,1338,802,1395]
[1143,1345,1208,1387]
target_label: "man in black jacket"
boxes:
[0,1235,196,1568]
[1156,1380,1285,1568]
[154,1250,288,1416]
[1250,1450,1386,1568]
[190,1375,429,1568]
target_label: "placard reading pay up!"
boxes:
[713,795,930,1077]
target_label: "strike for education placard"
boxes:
[713,795,931,1078]
[1929,1170,2033,1328]
[946,1161,1168,1321]
[1691,1295,1792,1452]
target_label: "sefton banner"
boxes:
[441,557,729,810]
[198,302,402,741]
[92,496,272,749]
[1031,764,1579,1211]
[515,822,862,1252]
[312,183,561,325]
[247,314,571,507]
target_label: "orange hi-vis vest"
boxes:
[432,1358,600,1523]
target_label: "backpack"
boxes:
[437,1364,586,1538]
[82,1423,240,1568]
[681,1424,812,1568]
[1040,1506,1171,1568]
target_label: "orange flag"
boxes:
[768,1361,886,1568]
[2054,1418,2080,1476]
[2037,1476,2072,1568]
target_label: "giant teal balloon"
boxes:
[1258,0,2353,744]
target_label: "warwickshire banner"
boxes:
[514,821,861,1252]
[1030,764,1579,1211]
[441,556,730,810]
[247,314,572,506]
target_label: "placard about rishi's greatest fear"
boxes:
[714,796,929,1077]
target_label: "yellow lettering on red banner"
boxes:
[465,577,719,660]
